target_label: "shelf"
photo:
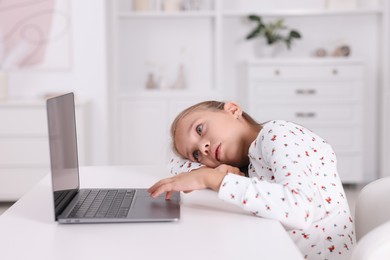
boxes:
[116,89,221,99]
[222,8,383,17]
[118,9,382,19]
[245,57,364,65]
[117,11,216,19]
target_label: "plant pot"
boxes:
[254,41,285,58]
[261,44,277,57]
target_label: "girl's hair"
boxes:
[170,100,260,156]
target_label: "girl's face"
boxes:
[174,103,259,168]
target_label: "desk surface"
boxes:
[0,166,303,260]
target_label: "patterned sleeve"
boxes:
[218,121,319,230]
[168,154,204,175]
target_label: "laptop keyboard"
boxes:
[54,190,70,208]
[69,189,135,218]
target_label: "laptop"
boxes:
[47,92,180,224]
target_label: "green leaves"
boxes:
[248,15,261,22]
[246,15,265,40]
[245,15,302,50]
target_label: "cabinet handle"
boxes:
[295,112,316,118]
[274,69,280,76]
[332,69,338,75]
[295,89,317,95]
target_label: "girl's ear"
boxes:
[224,102,243,118]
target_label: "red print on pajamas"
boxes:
[170,120,355,259]
[217,120,355,259]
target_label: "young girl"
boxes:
[148,101,355,259]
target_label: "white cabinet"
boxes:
[108,0,384,178]
[109,0,221,165]
[0,100,89,201]
[247,59,364,183]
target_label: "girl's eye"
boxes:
[196,124,203,135]
[193,150,200,162]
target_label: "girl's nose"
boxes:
[201,141,210,155]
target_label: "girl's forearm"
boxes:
[203,169,227,192]
[185,164,243,192]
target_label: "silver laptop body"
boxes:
[47,93,180,224]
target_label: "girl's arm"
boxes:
[218,121,326,230]
[168,156,204,175]
[148,164,243,199]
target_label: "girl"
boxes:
[148,101,355,259]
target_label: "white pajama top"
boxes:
[170,120,355,259]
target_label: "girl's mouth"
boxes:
[215,144,221,161]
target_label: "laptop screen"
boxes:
[47,93,80,218]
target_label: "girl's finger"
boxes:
[148,177,173,193]
[151,183,172,198]
[165,191,173,200]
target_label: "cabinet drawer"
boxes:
[248,64,363,80]
[0,168,49,201]
[0,138,49,165]
[250,81,362,103]
[0,107,47,135]
[251,104,362,126]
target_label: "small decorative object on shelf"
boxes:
[245,15,302,57]
[162,0,182,11]
[183,0,202,11]
[314,48,328,57]
[333,45,351,57]
[312,45,351,58]
[172,65,186,89]
[133,0,155,11]
[145,73,158,89]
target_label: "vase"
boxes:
[261,45,277,57]
[255,41,285,58]
[0,70,8,101]
[162,0,182,11]
[172,65,186,89]
[133,0,153,11]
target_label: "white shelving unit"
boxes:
[246,58,364,183]
[0,100,89,201]
[108,0,387,182]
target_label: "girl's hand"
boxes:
[148,168,213,199]
[148,165,244,200]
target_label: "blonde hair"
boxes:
[170,100,260,157]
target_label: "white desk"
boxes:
[0,166,303,260]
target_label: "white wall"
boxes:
[7,0,109,165]
[380,0,390,177]
[4,0,387,173]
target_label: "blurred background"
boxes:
[0,0,389,203]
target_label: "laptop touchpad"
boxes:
[129,197,180,220]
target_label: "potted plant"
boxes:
[246,15,302,57]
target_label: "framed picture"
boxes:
[0,0,72,70]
